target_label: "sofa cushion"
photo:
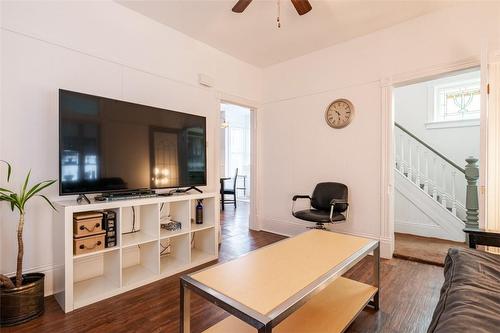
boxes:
[428,247,500,333]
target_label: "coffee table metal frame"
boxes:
[180,235,380,333]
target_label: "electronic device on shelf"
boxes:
[161,221,182,232]
[102,210,117,248]
[160,214,182,232]
[94,189,157,202]
[58,89,207,199]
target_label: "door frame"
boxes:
[380,57,486,257]
[216,93,260,231]
[485,51,500,233]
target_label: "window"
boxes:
[427,76,480,128]
[435,79,480,122]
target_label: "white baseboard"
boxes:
[4,264,63,296]
[262,218,394,259]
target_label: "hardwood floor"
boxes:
[4,202,444,333]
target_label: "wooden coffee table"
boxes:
[180,230,380,333]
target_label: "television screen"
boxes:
[59,89,206,195]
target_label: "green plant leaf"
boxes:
[20,169,31,202]
[0,160,12,182]
[1,193,22,212]
[0,187,13,193]
[0,194,15,209]
[23,182,42,200]
[37,194,57,211]
[24,180,57,202]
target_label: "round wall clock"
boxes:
[325,98,355,129]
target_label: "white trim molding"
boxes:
[381,57,486,258]
[380,84,395,257]
[4,264,63,296]
[216,92,261,231]
[486,61,500,232]
[425,119,480,129]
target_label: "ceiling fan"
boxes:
[232,0,312,16]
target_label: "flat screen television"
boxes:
[59,89,206,195]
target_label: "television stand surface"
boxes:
[174,186,203,194]
[76,194,91,204]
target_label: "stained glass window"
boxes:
[434,79,480,122]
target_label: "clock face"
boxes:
[325,99,354,129]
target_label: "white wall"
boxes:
[259,2,500,257]
[0,0,262,295]
[394,71,481,166]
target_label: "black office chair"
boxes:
[292,182,349,230]
[221,168,238,209]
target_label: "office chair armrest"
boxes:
[292,195,311,201]
[329,200,349,223]
[291,195,311,215]
[329,199,348,208]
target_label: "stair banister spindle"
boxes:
[424,151,429,194]
[451,170,457,216]
[408,138,413,182]
[441,163,447,209]
[400,134,405,174]
[432,157,438,200]
[416,145,421,187]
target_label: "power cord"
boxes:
[160,242,171,256]
[122,206,140,235]
[131,206,136,232]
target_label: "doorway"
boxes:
[219,102,252,238]
[391,68,482,265]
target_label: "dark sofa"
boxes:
[428,229,500,333]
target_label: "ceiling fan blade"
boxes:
[232,0,253,13]
[290,0,312,15]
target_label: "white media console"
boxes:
[52,192,218,313]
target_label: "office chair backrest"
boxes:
[311,182,348,212]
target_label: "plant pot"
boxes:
[0,273,45,327]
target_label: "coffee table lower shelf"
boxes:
[203,277,377,333]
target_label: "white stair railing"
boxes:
[394,123,467,220]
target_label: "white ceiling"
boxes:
[117,0,455,67]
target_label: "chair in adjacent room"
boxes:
[221,168,238,209]
[291,182,349,229]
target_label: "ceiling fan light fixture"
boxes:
[232,0,312,27]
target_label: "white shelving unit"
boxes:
[52,192,218,313]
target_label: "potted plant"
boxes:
[0,161,56,326]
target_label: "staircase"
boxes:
[394,123,479,242]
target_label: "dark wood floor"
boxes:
[5,202,444,333]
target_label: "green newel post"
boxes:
[465,156,479,229]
